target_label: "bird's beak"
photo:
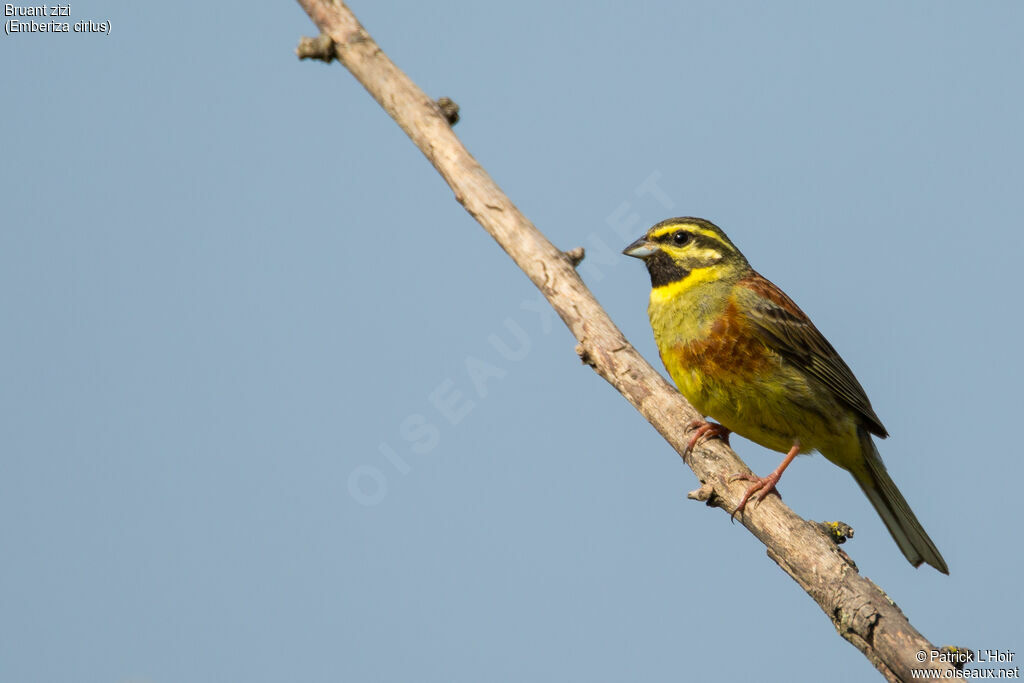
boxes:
[623,237,656,259]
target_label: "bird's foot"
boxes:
[728,470,783,521]
[683,419,731,460]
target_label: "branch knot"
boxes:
[436,97,460,125]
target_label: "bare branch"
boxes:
[294,3,954,680]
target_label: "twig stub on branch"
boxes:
[563,246,585,267]
[296,33,336,62]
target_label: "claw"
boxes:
[683,419,731,460]
[728,471,783,521]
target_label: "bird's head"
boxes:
[623,217,749,287]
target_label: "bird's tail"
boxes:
[849,427,948,574]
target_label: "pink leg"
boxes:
[729,443,801,520]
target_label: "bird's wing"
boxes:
[735,272,888,438]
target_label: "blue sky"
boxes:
[3,2,1022,681]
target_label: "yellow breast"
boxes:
[649,279,850,454]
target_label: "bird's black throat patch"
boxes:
[646,250,690,287]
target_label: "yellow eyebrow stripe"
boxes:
[689,226,731,244]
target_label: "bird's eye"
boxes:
[673,231,690,245]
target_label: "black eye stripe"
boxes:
[653,230,691,245]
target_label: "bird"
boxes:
[623,217,948,573]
